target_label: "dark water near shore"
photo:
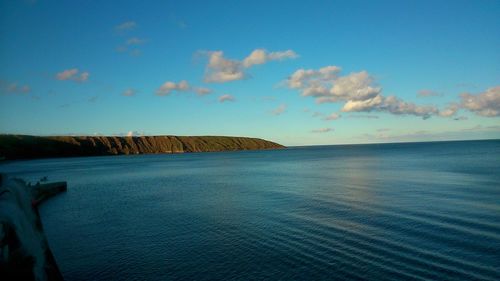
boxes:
[2,140,500,280]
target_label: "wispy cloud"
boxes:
[312,111,324,118]
[417,89,442,97]
[129,49,142,57]
[311,127,334,133]
[439,103,459,117]
[117,41,145,56]
[116,46,128,52]
[126,37,146,45]
[170,14,187,29]
[360,125,500,143]
[242,49,298,68]
[114,21,146,56]
[456,82,477,89]
[202,49,298,83]
[218,94,235,103]
[176,20,188,29]
[122,88,137,97]
[461,125,500,131]
[194,87,212,96]
[0,80,31,94]
[56,68,89,82]
[271,104,287,115]
[323,113,341,121]
[345,114,380,119]
[115,21,137,32]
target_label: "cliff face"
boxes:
[0,135,285,160]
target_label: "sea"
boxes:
[1,140,499,280]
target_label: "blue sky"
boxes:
[0,0,499,145]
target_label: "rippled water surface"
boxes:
[2,140,500,280]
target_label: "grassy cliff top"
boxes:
[0,135,285,160]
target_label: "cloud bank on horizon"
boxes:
[285,66,499,119]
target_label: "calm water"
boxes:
[1,140,500,280]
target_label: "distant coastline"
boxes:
[0,135,285,160]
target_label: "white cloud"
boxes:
[155,80,212,97]
[156,80,190,96]
[327,71,381,102]
[418,89,442,97]
[311,128,334,133]
[287,66,341,89]
[271,104,287,115]
[1,81,31,94]
[56,68,89,82]
[287,66,439,119]
[194,87,212,96]
[242,49,267,68]
[375,95,439,119]
[115,21,137,31]
[439,103,459,117]
[122,88,137,97]
[460,86,500,117]
[218,94,235,103]
[323,113,341,121]
[204,51,246,83]
[56,69,77,80]
[341,95,383,112]
[242,49,298,68]
[341,94,439,119]
[125,130,144,137]
[203,48,298,83]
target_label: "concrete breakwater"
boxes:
[0,173,66,281]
